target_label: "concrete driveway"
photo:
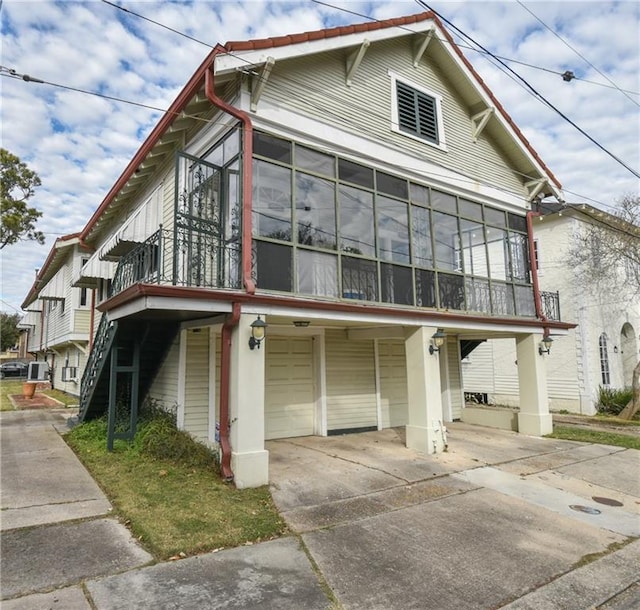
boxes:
[268,423,640,610]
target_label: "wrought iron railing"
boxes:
[540,290,561,321]
[110,227,241,297]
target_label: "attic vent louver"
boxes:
[396,80,439,144]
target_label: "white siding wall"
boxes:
[265,336,315,439]
[262,38,525,196]
[147,333,180,415]
[445,337,464,420]
[461,342,495,394]
[183,329,210,442]
[325,329,377,431]
[378,339,408,428]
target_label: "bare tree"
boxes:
[567,195,640,418]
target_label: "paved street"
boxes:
[1,409,639,609]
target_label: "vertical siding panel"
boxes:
[183,330,210,442]
[378,339,408,428]
[325,329,377,431]
[147,334,181,414]
[446,337,464,420]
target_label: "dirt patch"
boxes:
[9,393,64,410]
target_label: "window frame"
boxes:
[389,71,447,152]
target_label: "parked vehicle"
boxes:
[0,361,29,378]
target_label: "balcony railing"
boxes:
[110,227,241,297]
[540,290,561,321]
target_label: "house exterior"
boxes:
[20,233,94,395]
[70,11,574,488]
[463,204,640,415]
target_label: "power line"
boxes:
[515,0,639,108]
[415,0,640,180]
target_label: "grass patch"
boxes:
[573,539,636,569]
[65,410,287,560]
[547,426,640,450]
[0,379,22,411]
[42,388,79,406]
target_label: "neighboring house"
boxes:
[20,233,94,395]
[463,204,640,415]
[69,11,573,488]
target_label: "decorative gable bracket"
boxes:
[524,178,548,202]
[413,28,434,68]
[346,40,370,87]
[471,108,494,141]
[251,57,276,111]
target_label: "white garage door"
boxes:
[265,336,315,440]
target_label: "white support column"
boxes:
[516,333,553,436]
[404,326,446,454]
[228,313,269,489]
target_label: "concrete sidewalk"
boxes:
[1,411,639,609]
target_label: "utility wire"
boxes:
[5,4,633,214]
[515,0,639,108]
[415,0,640,180]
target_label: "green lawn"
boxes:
[65,415,287,560]
[547,425,640,450]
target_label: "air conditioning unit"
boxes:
[61,366,78,382]
[27,361,49,381]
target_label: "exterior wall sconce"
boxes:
[249,316,267,350]
[539,335,553,355]
[429,328,446,355]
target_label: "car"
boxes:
[0,361,29,378]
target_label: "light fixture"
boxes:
[293,320,310,328]
[539,335,553,355]
[248,316,267,350]
[429,328,446,355]
[613,346,618,354]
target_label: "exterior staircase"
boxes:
[79,316,178,423]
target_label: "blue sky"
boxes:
[1,0,639,314]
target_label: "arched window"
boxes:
[599,333,610,386]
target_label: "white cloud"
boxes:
[1,0,638,315]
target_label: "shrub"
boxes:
[596,386,633,416]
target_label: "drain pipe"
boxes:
[218,302,241,481]
[205,48,255,295]
[526,210,548,326]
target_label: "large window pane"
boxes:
[296,145,335,178]
[465,278,491,313]
[252,160,292,240]
[409,182,430,207]
[486,227,509,281]
[509,232,529,282]
[377,195,409,263]
[295,173,336,249]
[514,284,535,316]
[431,190,457,213]
[411,205,432,268]
[253,132,291,163]
[508,212,527,233]
[485,207,507,228]
[433,211,461,272]
[377,171,408,199]
[254,241,292,292]
[491,282,515,315]
[460,219,488,277]
[459,199,483,221]
[298,250,338,297]
[438,272,464,310]
[338,158,374,189]
[342,256,378,301]
[381,263,413,305]
[339,185,375,256]
[415,269,436,307]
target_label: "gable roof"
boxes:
[79,11,561,244]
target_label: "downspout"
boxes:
[204,47,257,482]
[204,47,256,295]
[219,302,241,481]
[526,210,548,326]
